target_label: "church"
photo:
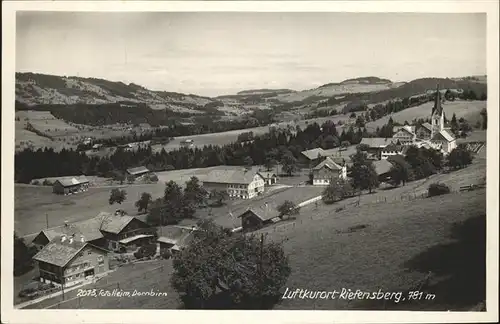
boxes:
[360,85,457,159]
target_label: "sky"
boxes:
[16,12,486,97]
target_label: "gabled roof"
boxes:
[301,148,326,160]
[360,138,398,148]
[373,159,394,176]
[157,225,197,248]
[200,168,263,185]
[126,166,150,175]
[432,129,455,142]
[239,203,280,222]
[419,122,433,131]
[33,236,106,267]
[99,214,144,234]
[257,171,277,179]
[393,125,415,136]
[119,234,154,245]
[54,175,89,187]
[313,156,344,171]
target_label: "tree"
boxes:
[112,171,126,185]
[321,135,339,149]
[322,178,354,204]
[350,151,379,193]
[135,192,152,213]
[209,189,229,207]
[14,232,36,275]
[109,188,127,205]
[355,115,365,128]
[276,200,300,220]
[389,160,412,186]
[184,176,207,208]
[356,143,370,152]
[147,181,192,226]
[450,113,459,135]
[244,156,254,168]
[480,108,487,130]
[171,220,291,309]
[281,153,298,176]
[447,146,473,169]
[127,174,135,184]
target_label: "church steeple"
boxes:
[432,84,443,117]
[430,84,444,138]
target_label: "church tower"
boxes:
[430,84,444,139]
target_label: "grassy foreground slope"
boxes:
[269,189,486,310]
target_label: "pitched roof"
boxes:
[393,125,415,135]
[157,226,197,247]
[239,203,280,222]
[373,159,394,175]
[313,156,344,171]
[33,236,104,267]
[360,138,398,148]
[301,148,326,160]
[432,129,455,142]
[420,122,433,131]
[126,166,150,175]
[54,176,88,187]
[200,168,263,185]
[257,171,277,179]
[99,214,138,234]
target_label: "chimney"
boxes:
[61,235,67,242]
[69,237,73,244]
[80,236,85,243]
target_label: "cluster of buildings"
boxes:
[300,85,457,186]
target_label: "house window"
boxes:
[87,251,92,255]
[97,256,104,265]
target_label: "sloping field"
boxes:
[276,82,402,103]
[365,100,486,131]
[14,182,166,239]
[268,189,486,310]
[16,110,79,137]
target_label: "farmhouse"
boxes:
[311,156,347,185]
[92,144,103,151]
[200,168,265,199]
[359,138,399,159]
[32,234,110,288]
[380,144,409,160]
[180,139,194,149]
[126,166,150,179]
[157,225,198,253]
[300,148,327,166]
[416,122,433,140]
[52,176,89,195]
[392,125,416,144]
[237,202,281,232]
[258,171,278,185]
[373,159,394,183]
[31,213,156,253]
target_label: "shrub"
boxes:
[134,243,157,259]
[32,180,40,185]
[161,249,173,259]
[42,179,53,186]
[428,183,451,197]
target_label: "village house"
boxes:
[200,167,265,199]
[311,156,347,185]
[126,166,150,180]
[373,159,395,183]
[92,143,103,151]
[380,144,409,160]
[416,122,433,140]
[392,125,416,144]
[180,139,194,149]
[359,137,399,159]
[157,225,198,254]
[32,234,110,288]
[31,212,157,253]
[237,202,281,232]
[300,148,328,166]
[52,175,90,195]
[257,171,278,185]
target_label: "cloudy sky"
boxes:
[16,12,486,97]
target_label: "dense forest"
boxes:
[15,120,367,183]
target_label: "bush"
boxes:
[428,183,451,197]
[42,179,53,186]
[32,180,40,185]
[134,243,157,259]
[161,249,173,259]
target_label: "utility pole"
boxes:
[46,213,49,229]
